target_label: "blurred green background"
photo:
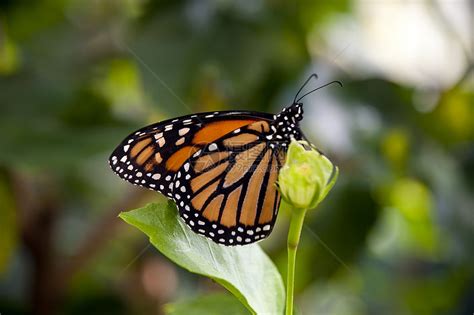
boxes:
[0,1,473,314]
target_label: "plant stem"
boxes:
[286,207,307,315]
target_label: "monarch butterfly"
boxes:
[109,74,341,245]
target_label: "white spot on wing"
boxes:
[179,128,190,136]
[158,137,166,147]
[208,143,218,151]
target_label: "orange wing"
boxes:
[173,120,287,245]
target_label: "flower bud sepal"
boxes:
[278,139,338,210]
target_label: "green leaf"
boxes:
[119,202,285,315]
[164,293,249,315]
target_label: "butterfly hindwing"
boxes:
[173,120,286,245]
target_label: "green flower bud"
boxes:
[278,139,338,209]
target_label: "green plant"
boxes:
[119,140,338,314]
[278,140,338,315]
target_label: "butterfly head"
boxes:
[269,76,342,143]
[288,102,304,121]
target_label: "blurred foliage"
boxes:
[0,0,473,315]
[0,172,17,273]
[425,87,473,145]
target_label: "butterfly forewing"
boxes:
[108,111,273,197]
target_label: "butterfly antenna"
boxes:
[295,80,343,103]
[293,73,318,104]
